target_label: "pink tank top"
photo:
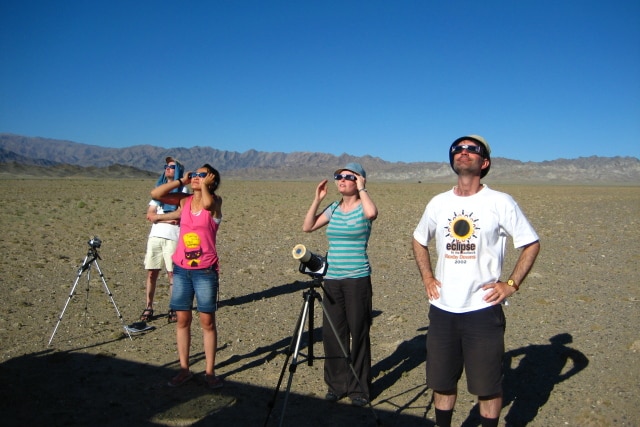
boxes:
[172,196,220,269]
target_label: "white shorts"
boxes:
[144,236,177,271]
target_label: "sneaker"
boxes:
[205,374,224,389]
[350,396,369,407]
[167,369,193,387]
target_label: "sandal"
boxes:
[204,374,224,389]
[168,309,177,323]
[168,369,193,387]
[140,307,154,322]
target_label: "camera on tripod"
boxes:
[292,244,327,276]
[88,236,102,249]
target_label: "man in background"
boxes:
[140,156,187,323]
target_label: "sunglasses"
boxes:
[164,164,177,169]
[451,144,484,155]
[189,172,208,178]
[334,173,357,181]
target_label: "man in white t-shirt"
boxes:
[141,157,187,323]
[412,135,540,427]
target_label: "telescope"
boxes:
[292,244,327,277]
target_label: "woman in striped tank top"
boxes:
[303,162,378,407]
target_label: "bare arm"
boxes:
[199,172,215,210]
[199,171,222,219]
[355,174,378,220]
[412,238,441,300]
[209,195,223,220]
[153,206,182,223]
[150,175,191,204]
[483,240,541,304]
[302,180,330,232]
[146,204,158,223]
[509,240,541,286]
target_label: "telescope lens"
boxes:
[292,244,312,263]
[292,244,326,275]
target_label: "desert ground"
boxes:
[0,178,638,426]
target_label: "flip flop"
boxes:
[167,370,193,387]
[205,374,224,389]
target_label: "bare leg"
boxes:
[433,389,457,426]
[176,310,193,370]
[479,393,503,419]
[199,312,217,376]
[145,269,160,308]
[433,389,457,410]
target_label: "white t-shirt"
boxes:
[413,185,539,313]
[148,200,180,241]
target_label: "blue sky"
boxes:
[1,1,639,163]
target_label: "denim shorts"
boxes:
[170,264,219,313]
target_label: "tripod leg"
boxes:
[84,263,92,319]
[278,295,312,427]
[264,291,313,427]
[264,297,305,425]
[48,254,91,346]
[307,293,314,366]
[92,260,132,340]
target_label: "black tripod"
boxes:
[48,238,132,346]
[263,274,379,427]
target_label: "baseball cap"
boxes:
[334,162,366,178]
[449,135,491,178]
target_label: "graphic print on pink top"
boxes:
[172,196,219,269]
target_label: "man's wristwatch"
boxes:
[507,279,519,291]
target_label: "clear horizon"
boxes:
[1,1,639,163]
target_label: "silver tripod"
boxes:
[263,274,380,427]
[48,237,132,346]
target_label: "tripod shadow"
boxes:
[371,330,427,400]
[370,329,432,424]
[219,280,307,307]
[460,333,589,427]
[215,281,328,377]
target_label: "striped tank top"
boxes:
[324,201,372,280]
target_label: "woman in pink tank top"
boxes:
[151,163,224,389]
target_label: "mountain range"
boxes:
[1,133,639,184]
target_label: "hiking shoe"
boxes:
[325,391,345,402]
[350,397,369,407]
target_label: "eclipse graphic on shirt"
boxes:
[446,211,479,242]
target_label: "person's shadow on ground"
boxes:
[371,331,427,400]
[368,329,435,425]
[461,332,589,427]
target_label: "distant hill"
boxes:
[1,133,639,183]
